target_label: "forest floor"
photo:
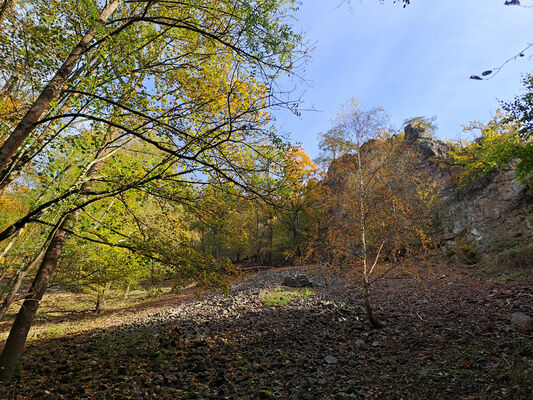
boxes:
[0,263,531,400]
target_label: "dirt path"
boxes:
[0,265,531,399]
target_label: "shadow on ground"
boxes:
[0,267,531,400]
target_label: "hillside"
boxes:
[0,265,531,399]
[323,122,532,277]
[1,1,532,395]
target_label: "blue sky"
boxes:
[275,0,533,158]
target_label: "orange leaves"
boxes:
[305,134,441,268]
[0,94,24,145]
[283,146,318,186]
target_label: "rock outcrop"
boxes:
[404,123,451,159]
[323,123,533,265]
[400,123,532,259]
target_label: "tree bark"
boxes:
[0,229,57,320]
[356,148,383,329]
[123,284,130,299]
[0,0,121,176]
[362,278,383,329]
[94,282,110,313]
[0,215,69,381]
[0,0,16,26]
[0,265,29,320]
[0,65,137,381]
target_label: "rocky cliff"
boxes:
[324,123,533,269]
[404,124,531,260]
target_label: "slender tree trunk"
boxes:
[0,69,137,381]
[0,265,9,282]
[0,140,112,380]
[0,266,29,320]
[149,259,154,290]
[362,276,382,329]
[0,229,58,320]
[123,284,130,299]
[0,0,16,26]
[0,0,121,176]
[0,215,69,381]
[267,212,273,265]
[94,283,110,313]
[356,149,382,329]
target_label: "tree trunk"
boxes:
[0,140,111,379]
[356,149,383,329]
[0,0,16,26]
[0,230,58,320]
[0,0,121,176]
[362,278,383,328]
[123,284,130,299]
[0,61,136,381]
[0,265,29,320]
[94,290,104,313]
[0,215,69,381]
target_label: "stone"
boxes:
[404,122,451,159]
[283,274,313,288]
[324,355,338,364]
[321,121,532,268]
[510,312,532,330]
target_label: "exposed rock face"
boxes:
[439,170,531,250]
[405,123,531,255]
[404,123,451,159]
[323,154,357,195]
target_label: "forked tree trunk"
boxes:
[0,0,121,175]
[362,277,383,329]
[94,291,105,314]
[0,215,69,381]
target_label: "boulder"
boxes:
[282,274,313,288]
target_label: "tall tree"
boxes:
[328,99,389,328]
[0,0,303,185]
[309,99,438,328]
[0,1,304,380]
